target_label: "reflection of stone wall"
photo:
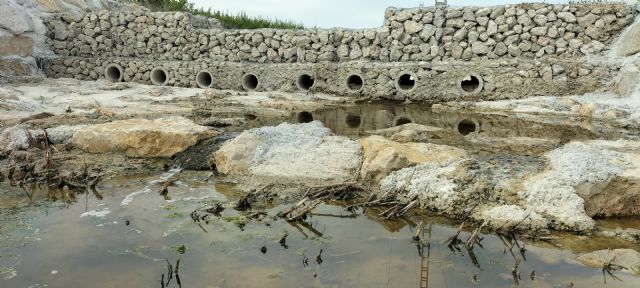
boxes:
[46,3,635,63]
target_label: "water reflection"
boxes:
[291,103,630,143]
[1,172,640,287]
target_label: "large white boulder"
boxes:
[213,121,362,182]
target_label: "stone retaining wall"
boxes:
[42,55,610,102]
[46,3,635,63]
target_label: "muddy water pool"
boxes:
[2,170,640,288]
[2,103,640,287]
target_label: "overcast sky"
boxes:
[191,0,569,29]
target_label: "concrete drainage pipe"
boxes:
[104,64,124,82]
[196,70,214,88]
[396,72,417,92]
[151,68,169,86]
[345,74,364,92]
[457,119,480,135]
[459,74,484,94]
[242,73,259,91]
[296,74,315,91]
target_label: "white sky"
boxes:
[190,0,569,29]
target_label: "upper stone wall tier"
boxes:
[45,3,635,63]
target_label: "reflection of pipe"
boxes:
[457,118,480,135]
[196,70,213,88]
[345,113,362,128]
[345,74,364,92]
[104,64,124,82]
[297,111,313,123]
[150,67,169,86]
[393,115,414,126]
[242,73,259,90]
[296,73,314,91]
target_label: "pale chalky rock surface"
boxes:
[519,141,633,231]
[71,117,217,157]
[474,205,549,231]
[379,157,474,213]
[574,140,640,217]
[358,135,466,182]
[617,18,640,57]
[213,121,362,182]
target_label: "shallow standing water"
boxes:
[2,170,640,288]
[2,104,640,287]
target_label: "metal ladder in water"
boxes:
[419,224,433,288]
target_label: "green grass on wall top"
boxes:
[127,0,304,29]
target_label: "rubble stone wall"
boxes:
[47,3,634,63]
[38,2,639,101]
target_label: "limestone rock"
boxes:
[71,117,217,157]
[557,12,577,23]
[0,35,33,57]
[358,136,466,183]
[0,1,34,35]
[404,20,423,34]
[577,249,640,274]
[519,141,636,231]
[213,122,362,182]
[472,42,489,55]
[475,205,549,231]
[396,10,413,22]
[618,20,640,57]
[574,140,640,217]
[379,156,473,211]
[37,0,64,12]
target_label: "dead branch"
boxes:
[445,222,466,248]
[159,175,180,196]
[465,223,486,248]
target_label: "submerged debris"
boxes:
[278,182,362,222]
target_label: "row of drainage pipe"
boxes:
[103,63,483,94]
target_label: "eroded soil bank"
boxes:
[2,78,640,286]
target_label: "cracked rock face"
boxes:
[358,135,466,183]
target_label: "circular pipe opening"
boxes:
[196,70,213,88]
[394,116,413,126]
[296,74,315,91]
[457,119,479,136]
[459,74,484,94]
[242,73,259,91]
[297,111,314,123]
[151,68,169,86]
[104,64,123,82]
[346,74,364,91]
[396,73,416,91]
[345,114,362,128]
